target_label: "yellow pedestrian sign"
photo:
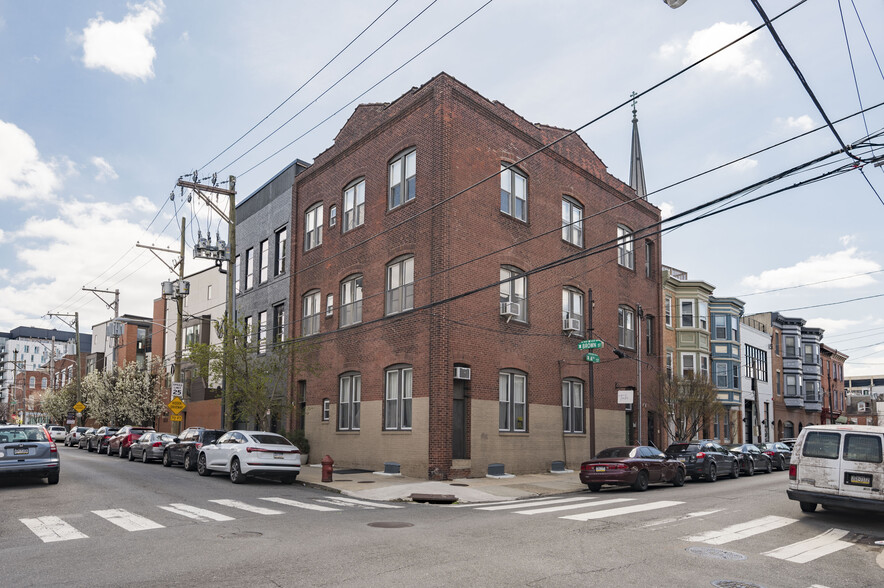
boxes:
[170,414,183,422]
[168,397,186,414]
[73,402,86,413]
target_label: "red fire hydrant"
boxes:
[321,455,334,483]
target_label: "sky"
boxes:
[1,0,883,376]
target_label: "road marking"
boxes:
[561,500,684,521]
[445,496,560,508]
[93,509,165,531]
[208,499,283,515]
[683,515,797,545]
[763,528,852,563]
[324,497,404,509]
[20,516,88,543]
[515,498,634,515]
[159,503,235,522]
[259,497,340,512]
[643,510,724,528]
[477,496,596,511]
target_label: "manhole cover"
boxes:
[357,480,375,484]
[687,547,747,561]
[711,581,764,588]
[368,522,414,528]
[450,483,469,487]
[219,531,263,539]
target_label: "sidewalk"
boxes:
[297,463,586,503]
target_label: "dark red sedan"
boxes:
[579,446,686,492]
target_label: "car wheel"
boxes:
[142,449,149,463]
[672,468,686,487]
[184,451,195,471]
[119,446,127,458]
[281,475,297,485]
[777,456,786,471]
[162,451,172,467]
[128,448,135,461]
[765,459,772,474]
[197,453,211,476]
[747,461,754,476]
[587,483,602,492]
[230,458,246,484]
[800,501,817,513]
[729,461,739,479]
[632,470,649,492]
[706,462,718,482]
[47,471,59,485]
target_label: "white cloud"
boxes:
[80,1,164,81]
[731,158,758,172]
[659,201,675,219]
[91,156,119,182]
[132,195,155,212]
[840,235,855,247]
[0,120,62,202]
[667,22,767,81]
[741,247,881,292]
[775,115,814,133]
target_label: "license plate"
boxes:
[846,472,872,487]
[594,466,605,472]
[14,448,29,455]
[274,452,284,459]
[677,457,685,462]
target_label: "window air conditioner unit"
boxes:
[500,301,520,318]
[454,367,471,380]
[563,318,580,332]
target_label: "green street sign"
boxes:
[584,353,600,363]
[577,339,604,350]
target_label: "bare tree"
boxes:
[653,373,727,443]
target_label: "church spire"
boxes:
[629,91,648,200]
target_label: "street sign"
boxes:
[170,414,183,422]
[577,339,604,350]
[168,398,186,414]
[583,353,600,363]
[73,402,86,413]
[171,382,184,398]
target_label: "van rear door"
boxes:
[838,432,883,501]
[797,430,841,494]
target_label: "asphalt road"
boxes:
[2,446,882,587]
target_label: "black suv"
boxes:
[88,426,120,453]
[163,427,226,471]
[665,440,739,482]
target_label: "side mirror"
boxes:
[173,438,180,443]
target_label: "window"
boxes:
[257,311,267,353]
[29,376,35,388]
[784,335,798,357]
[680,300,694,328]
[562,288,584,332]
[732,320,738,341]
[322,399,330,422]
[714,316,726,339]
[698,301,708,330]
[562,197,583,246]
[646,315,654,355]
[389,149,416,209]
[184,324,201,347]
[41,377,47,388]
[562,379,584,433]
[272,303,286,343]
[499,266,527,322]
[275,227,287,275]
[385,365,413,430]
[386,256,414,315]
[715,363,728,388]
[666,352,674,379]
[302,290,321,337]
[682,353,695,377]
[618,306,635,349]
[207,284,213,300]
[663,296,672,328]
[776,370,782,396]
[245,248,254,290]
[234,255,241,294]
[340,275,363,327]
[617,225,634,269]
[844,434,882,463]
[645,240,654,277]
[343,179,365,232]
[338,373,361,431]
[326,293,333,317]
[305,204,323,251]
[732,363,739,388]
[700,355,709,379]
[500,164,527,221]
[745,344,768,381]
[802,431,840,459]
[256,240,268,284]
[499,371,527,432]
[329,205,337,227]
[804,343,815,365]
[244,316,254,347]
[785,374,799,396]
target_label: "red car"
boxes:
[579,446,686,492]
[107,426,155,459]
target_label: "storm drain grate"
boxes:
[687,546,747,561]
[368,522,414,528]
[711,581,764,588]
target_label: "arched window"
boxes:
[29,376,36,388]
[386,256,414,315]
[302,290,321,336]
[305,203,323,250]
[389,148,416,209]
[41,377,48,389]
[500,266,527,322]
[500,164,527,221]
[340,274,363,327]
[618,305,635,349]
[562,196,583,246]
[343,178,365,232]
[562,287,583,333]
[617,225,634,269]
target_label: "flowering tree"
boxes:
[38,383,77,425]
[82,358,165,426]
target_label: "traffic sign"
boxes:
[73,402,86,413]
[577,339,604,350]
[170,414,183,422]
[168,397,186,414]
[584,353,600,363]
[171,382,184,398]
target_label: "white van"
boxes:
[787,424,884,513]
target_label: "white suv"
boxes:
[47,426,67,443]
[787,424,884,513]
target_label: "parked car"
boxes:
[726,443,772,476]
[163,427,227,471]
[780,438,797,450]
[65,426,90,447]
[579,445,686,492]
[0,424,60,484]
[47,425,67,443]
[788,424,884,513]
[129,432,176,463]
[77,427,96,449]
[87,426,119,453]
[665,440,739,482]
[197,430,301,484]
[107,426,155,458]
[756,441,792,471]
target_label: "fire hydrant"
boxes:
[321,455,334,483]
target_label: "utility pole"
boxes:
[12,349,19,423]
[637,304,644,446]
[587,289,596,457]
[84,287,120,368]
[48,312,83,427]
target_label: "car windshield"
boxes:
[249,434,293,446]
[595,447,635,458]
[666,444,699,454]
[203,431,224,444]
[725,445,743,451]
[0,427,49,443]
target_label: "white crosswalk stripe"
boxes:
[208,499,283,515]
[682,515,797,545]
[158,503,236,522]
[561,500,684,521]
[515,498,635,515]
[763,528,852,563]
[322,496,404,509]
[476,496,596,511]
[93,509,165,531]
[259,497,340,512]
[20,516,88,543]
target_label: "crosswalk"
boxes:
[16,494,403,544]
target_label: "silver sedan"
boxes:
[128,432,176,463]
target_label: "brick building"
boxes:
[290,74,662,479]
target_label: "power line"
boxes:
[736,268,884,298]
[776,292,884,313]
